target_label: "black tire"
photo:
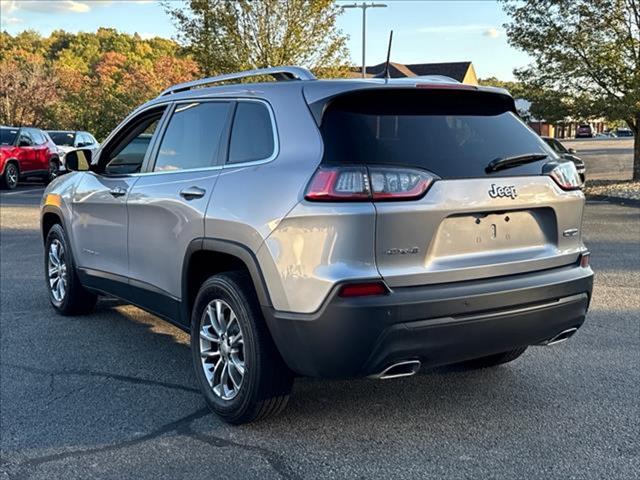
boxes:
[191,271,293,424]
[45,159,59,185]
[1,162,19,190]
[45,223,97,315]
[454,347,527,370]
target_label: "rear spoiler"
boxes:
[303,84,517,126]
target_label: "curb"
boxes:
[586,195,640,208]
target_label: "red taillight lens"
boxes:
[338,282,388,298]
[305,165,436,202]
[580,252,591,268]
[548,161,582,190]
[304,166,370,201]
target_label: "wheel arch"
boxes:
[181,238,272,325]
[2,158,20,176]
[41,206,65,243]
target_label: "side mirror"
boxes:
[65,149,92,172]
[567,148,577,154]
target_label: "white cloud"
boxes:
[483,28,500,38]
[417,24,501,37]
[8,0,91,14]
[1,15,22,24]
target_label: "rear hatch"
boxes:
[314,87,586,287]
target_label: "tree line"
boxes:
[0,0,349,141]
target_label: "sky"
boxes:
[0,0,532,80]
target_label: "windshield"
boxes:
[0,128,19,146]
[320,90,556,178]
[48,131,76,146]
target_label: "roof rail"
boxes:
[158,66,316,97]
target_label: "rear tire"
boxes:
[45,224,97,315]
[191,271,293,424]
[1,162,19,190]
[455,347,527,370]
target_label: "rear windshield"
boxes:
[48,131,75,146]
[0,128,18,146]
[319,90,556,178]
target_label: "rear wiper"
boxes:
[485,153,549,173]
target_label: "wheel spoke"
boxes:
[229,332,243,347]
[228,361,243,389]
[200,348,220,359]
[207,304,224,336]
[199,327,219,344]
[216,301,227,333]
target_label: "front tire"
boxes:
[191,271,293,424]
[1,162,19,190]
[45,224,97,315]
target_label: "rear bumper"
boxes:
[263,264,594,378]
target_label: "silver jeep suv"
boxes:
[41,67,593,424]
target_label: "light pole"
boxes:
[342,2,387,78]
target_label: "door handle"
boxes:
[109,186,127,197]
[180,186,206,200]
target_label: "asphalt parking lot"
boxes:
[563,138,634,181]
[1,184,639,479]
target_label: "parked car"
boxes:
[575,124,594,138]
[41,67,593,424]
[614,128,634,137]
[542,137,586,183]
[47,130,100,169]
[1,126,61,189]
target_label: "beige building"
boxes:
[349,61,479,85]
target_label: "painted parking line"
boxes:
[0,188,45,196]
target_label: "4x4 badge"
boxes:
[488,184,517,199]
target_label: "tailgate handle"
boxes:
[180,186,206,200]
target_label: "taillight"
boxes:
[304,166,370,201]
[580,252,591,268]
[547,161,582,190]
[305,165,437,202]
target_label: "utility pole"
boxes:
[342,2,388,78]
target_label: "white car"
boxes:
[46,131,100,169]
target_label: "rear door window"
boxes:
[319,90,557,178]
[154,101,232,172]
[228,101,275,164]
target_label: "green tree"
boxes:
[163,0,350,77]
[501,0,640,179]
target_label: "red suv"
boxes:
[1,126,61,190]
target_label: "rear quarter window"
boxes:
[228,101,275,164]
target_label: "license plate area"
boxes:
[429,209,557,263]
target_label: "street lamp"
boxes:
[342,2,388,78]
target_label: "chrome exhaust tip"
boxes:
[538,327,579,347]
[370,360,421,380]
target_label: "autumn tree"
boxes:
[0,29,199,139]
[0,51,58,126]
[501,0,640,180]
[163,0,350,77]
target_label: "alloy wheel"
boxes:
[199,299,246,400]
[6,164,18,188]
[48,239,67,303]
[48,161,58,182]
